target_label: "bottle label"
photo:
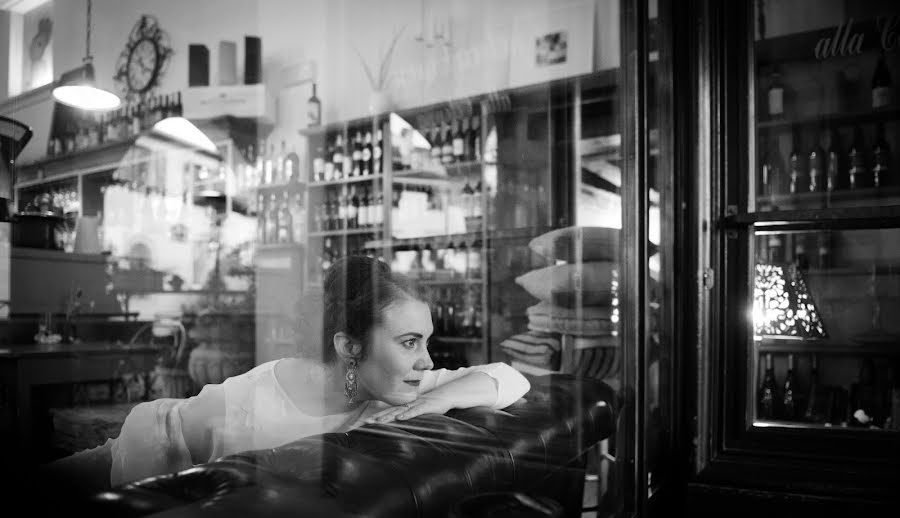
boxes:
[307,103,321,126]
[768,88,784,116]
[873,87,892,109]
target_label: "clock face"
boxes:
[127,38,159,93]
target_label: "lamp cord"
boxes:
[84,0,92,63]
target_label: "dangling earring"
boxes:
[344,358,358,403]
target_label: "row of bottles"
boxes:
[312,129,384,182]
[430,285,483,338]
[759,122,893,200]
[313,184,384,232]
[19,187,79,216]
[757,231,833,269]
[256,191,306,245]
[237,140,301,190]
[764,51,893,119]
[47,93,183,157]
[397,113,482,171]
[758,353,900,430]
[314,236,380,277]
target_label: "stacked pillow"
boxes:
[500,227,620,379]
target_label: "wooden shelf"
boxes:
[757,187,900,210]
[365,226,553,250]
[752,419,898,434]
[309,228,382,237]
[756,339,900,356]
[308,174,384,187]
[756,108,900,133]
[252,182,307,194]
[727,206,900,230]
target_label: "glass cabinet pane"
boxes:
[749,0,900,436]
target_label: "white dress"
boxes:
[109,360,530,486]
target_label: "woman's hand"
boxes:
[366,393,455,424]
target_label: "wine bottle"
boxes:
[794,235,809,270]
[307,83,322,127]
[872,52,893,109]
[332,134,345,180]
[782,354,797,420]
[263,142,275,185]
[471,115,482,162]
[430,123,443,165]
[347,186,359,229]
[277,192,292,243]
[760,137,784,203]
[352,131,363,177]
[441,121,455,164]
[767,71,785,118]
[788,128,807,194]
[324,140,335,181]
[257,193,267,243]
[372,188,383,226]
[848,126,868,189]
[872,122,891,189]
[758,353,779,420]
[452,118,465,161]
[816,230,832,269]
[825,126,841,192]
[374,129,384,175]
[808,128,825,193]
[363,131,373,176]
[313,145,325,183]
[804,354,827,423]
[265,193,280,244]
[338,185,349,230]
[358,187,370,228]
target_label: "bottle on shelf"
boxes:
[374,129,384,175]
[808,128,825,193]
[760,137,784,202]
[825,126,842,192]
[352,131,363,177]
[313,144,325,183]
[452,118,465,162]
[358,187,371,228]
[372,187,383,226]
[872,51,893,109]
[468,239,482,279]
[850,358,883,427]
[766,234,783,263]
[265,193,280,244]
[342,135,354,179]
[815,230,832,269]
[758,353,779,420]
[441,121,455,164]
[872,122,891,188]
[257,193,267,243]
[782,354,798,420]
[472,180,483,220]
[767,70,785,119]
[263,142,275,185]
[347,185,359,229]
[788,127,807,194]
[431,122,444,166]
[338,185,349,230]
[324,139,335,182]
[471,115,481,162]
[332,134,345,181]
[793,235,809,270]
[277,192,293,243]
[363,131,373,176]
[804,354,827,423]
[848,125,868,189]
[307,83,322,127]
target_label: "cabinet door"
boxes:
[709,0,900,503]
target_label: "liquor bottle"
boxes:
[352,131,363,177]
[788,128,807,194]
[363,131,373,176]
[313,145,325,183]
[782,354,798,420]
[347,186,359,229]
[277,192,293,243]
[431,123,443,165]
[322,237,335,271]
[263,142,275,185]
[472,181,483,220]
[848,125,868,189]
[461,181,474,219]
[471,115,482,162]
[276,141,289,184]
[374,129,384,175]
[324,140,335,182]
[441,121,455,164]
[131,105,142,136]
[174,92,183,117]
[314,202,324,232]
[290,193,305,246]
[794,235,809,270]
[372,188,383,226]
[804,354,827,423]
[872,51,893,109]
[767,71,785,118]
[358,187,370,228]
[338,185,349,230]
[265,193,280,244]
[825,126,841,192]
[850,358,883,427]
[808,128,825,193]
[460,117,471,161]
[767,234,784,263]
[307,83,322,127]
[287,142,301,184]
[760,137,784,202]
[815,231,832,269]
[257,193,267,243]
[872,122,891,188]
[468,239,481,279]
[452,118,465,161]
[254,140,265,185]
[758,353,778,420]
[332,134,345,180]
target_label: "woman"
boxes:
[110,255,530,486]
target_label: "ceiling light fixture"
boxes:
[52,0,121,111]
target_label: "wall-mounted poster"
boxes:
[22,1,54,91]
[508,1,595,89]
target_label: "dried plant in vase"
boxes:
[353,25,406,113]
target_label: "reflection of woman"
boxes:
[28,18,53,89]
[109,256,530,486]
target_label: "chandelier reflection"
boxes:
[753,263,827,339]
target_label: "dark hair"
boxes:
[322,255,424,363]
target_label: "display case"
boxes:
[694,0,900,512]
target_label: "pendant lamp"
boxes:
[52,0,121,111]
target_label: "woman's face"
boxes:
[356,297,434,405]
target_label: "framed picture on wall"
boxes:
[508,0,595,89]
[21,0,55,92]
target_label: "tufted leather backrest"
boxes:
[87,374,616,517]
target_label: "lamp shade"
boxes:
[753,263,827,339]
[153,117,218,153]
[52,63,121,111]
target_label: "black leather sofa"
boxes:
[22,374,616,517]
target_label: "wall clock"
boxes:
[114,15,173,103]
